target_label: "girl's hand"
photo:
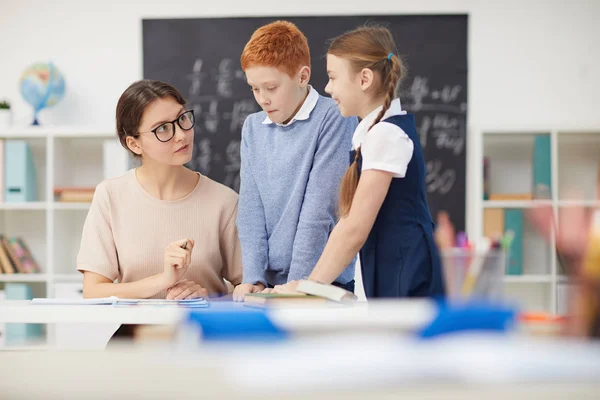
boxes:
[270,280,303,295]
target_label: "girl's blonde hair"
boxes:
[329,25,407,217]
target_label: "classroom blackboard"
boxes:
[143,15,467,231]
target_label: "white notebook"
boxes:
[30,296,208,307]
[296,280,358,303]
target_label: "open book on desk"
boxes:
[243,281,358,308]
[30,296,209,308]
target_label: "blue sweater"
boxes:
[237,95,357,286]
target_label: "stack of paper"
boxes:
[30,296,209,308]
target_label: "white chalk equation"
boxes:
[188,98,258,136]
[404,76,466,114]
[184,60,465,195]
[187,58,246,99]
[186,138,212,175]
[224,99,258,133]
[223,140,241,192]
[426,160,456,195]
[187,138,241,193]
[417,113,465,156]
[184,58,257,192]
[404,75,465,197]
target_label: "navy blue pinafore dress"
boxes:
[353,114,445,298]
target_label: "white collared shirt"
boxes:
[352,98,413,178]
[262,85,319,127]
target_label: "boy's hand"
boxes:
[232,283,265,301]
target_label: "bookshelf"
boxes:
[476,128,600,314]
[0,126,129,349]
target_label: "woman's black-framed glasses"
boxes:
[148,110,195,142]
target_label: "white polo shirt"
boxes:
[352,98,413,178]
[262,85,319,127]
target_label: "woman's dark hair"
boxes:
[116,79,186,157]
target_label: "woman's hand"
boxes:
[166,279,208,300]
[162,238,195,288]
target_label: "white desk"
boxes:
[0,298,437,349]
[0,298,436,331]
[2,299,600,398]
[0,300,189,325]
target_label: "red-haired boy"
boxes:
[233,21,357,300]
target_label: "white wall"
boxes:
[1,0,600,236]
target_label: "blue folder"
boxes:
[4,140,37,202]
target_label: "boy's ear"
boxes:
[359,68,375,92]
[126,136,143,156]
[298,66,311,86]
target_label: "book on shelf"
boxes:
[504,209,523,275]
[483,156,489,200]
[483,208,504,239]
[488,193,533,201]
[0,235,40,274]
[53,187,95,203]
[532,134,552,200]
[0,236,14,274]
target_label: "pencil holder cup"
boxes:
[440,249,506,303]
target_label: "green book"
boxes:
[245,293,313,298]
[244,292,326,308]
[504,209,523,275]
[532,134,552,199]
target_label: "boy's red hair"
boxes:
[240,20,311,77]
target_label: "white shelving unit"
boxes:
[475,128,600,314]
[0,126,127,349]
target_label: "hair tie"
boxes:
[387,53,394,60]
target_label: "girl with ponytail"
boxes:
[272,26,445,298]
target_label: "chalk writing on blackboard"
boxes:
[184,64,466,198]
[223,140,241,192]
[226,99,258,133]
[401,75,465,197]
[426,160,456,195]
[406,75,464,112]
[188,59,205,99]
[187,138,211,175]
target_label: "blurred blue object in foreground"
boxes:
[418,299,517,339]
[186,308,288,342]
